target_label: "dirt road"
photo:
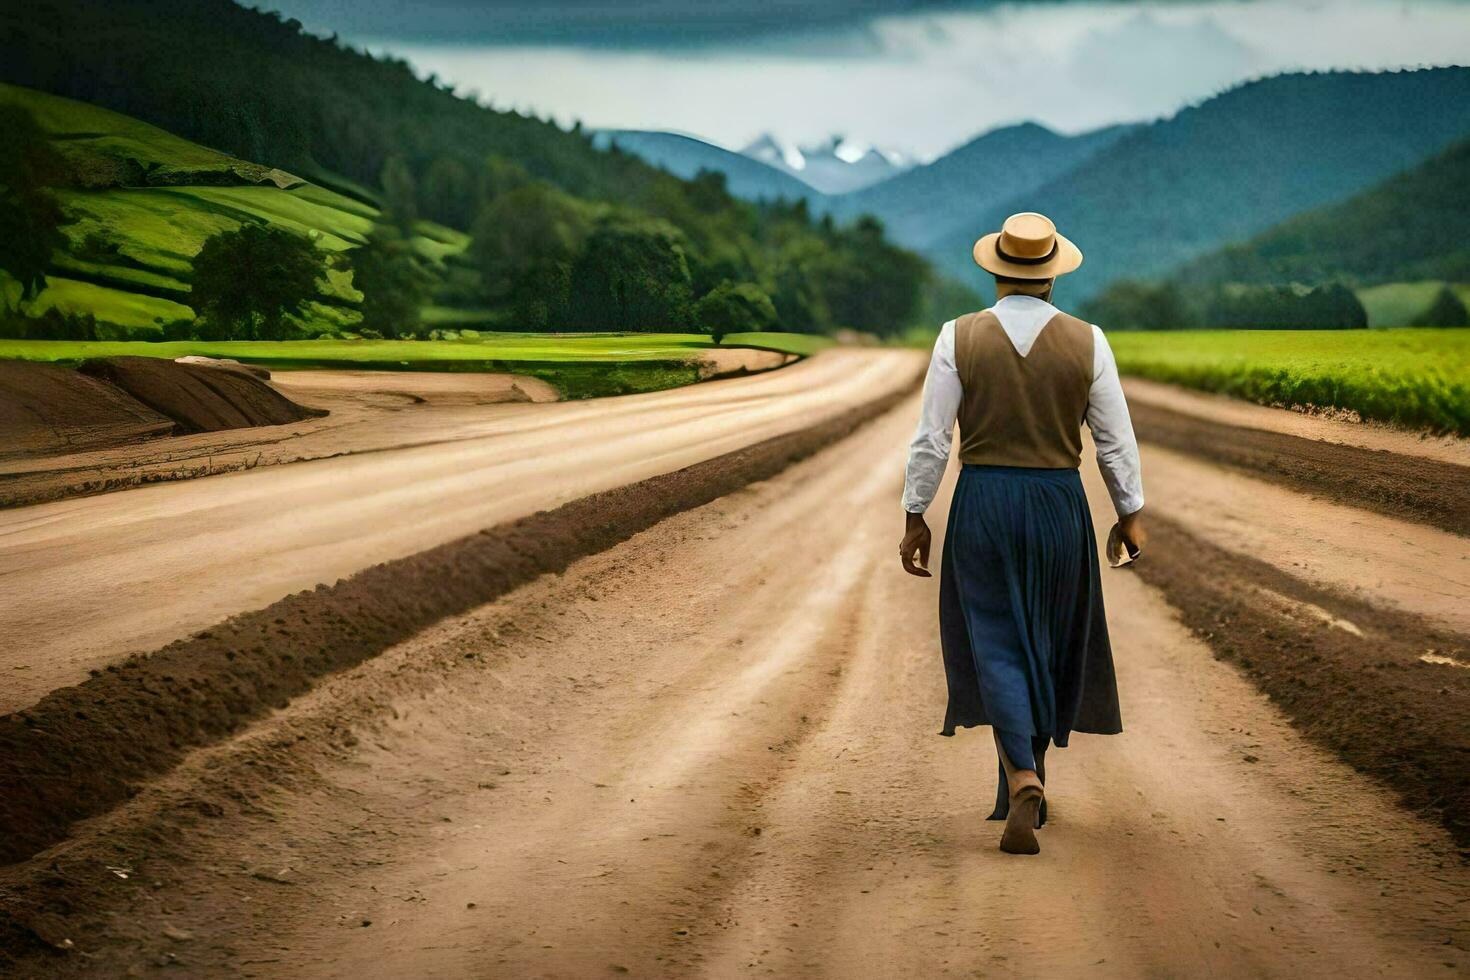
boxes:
[4,395,1464,978]
[0,350,918,713]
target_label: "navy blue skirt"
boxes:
[938,464,1122,744]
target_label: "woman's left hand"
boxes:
[900,512,932,577]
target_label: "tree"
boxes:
[685,169,733,214]
[694,280,777,343]
[380,155,419,231]
[1201,282,1368,329]
[1303,283,1368,329]
[1081,280,1197,330]
[477,155,532,209]
[814,215,926,337]
[470,182,590,328]
[566,218,694,331]
[421,156,473,229]
[0,105,68,304]
[769,238,833,335]
[1412,285,1469,327]
[191,223,324,339]
[352,225,431,337]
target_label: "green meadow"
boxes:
[1108,328,1470,436]
[0,332,832,399]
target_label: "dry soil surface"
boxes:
[0,350,921,713]
[2,398,1465,978]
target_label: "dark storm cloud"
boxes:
[262,0,980,46]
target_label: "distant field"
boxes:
[0,332,831,399]
[1356,282,1470,328]
[1109,328,1470,436]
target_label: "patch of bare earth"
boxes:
[696,348,796,378]
[1132,514,1470,849]
[1124,377,1470,468]
[1,404,1465,978]
[0,383,913,868]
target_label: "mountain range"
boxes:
[924,68,1470,302]
[592,130,909,198]
[1171,135,1470,290]
[606,67,1470,306]
[591,130,815,201]
[820,121,1134,250]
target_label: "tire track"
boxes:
[1130,401,1470,536]
[1131,513,1470,849]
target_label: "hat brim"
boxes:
[973,232,1083,279]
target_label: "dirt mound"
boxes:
[78,356,324,434]
[0,360,174,461]
[0,383,912,868]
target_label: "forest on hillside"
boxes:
[0,0,941,341]
[1084,134,1470,330]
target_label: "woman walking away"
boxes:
[898,212,1146,855]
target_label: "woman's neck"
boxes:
[995,283,1053,304]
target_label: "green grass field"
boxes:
[1108,328,1470,436]
[0,332,832,399]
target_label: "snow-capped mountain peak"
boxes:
[739,132,912,194]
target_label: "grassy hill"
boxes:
[0,0,666,215]
[0,83,469,338]
[923,69,1470,303]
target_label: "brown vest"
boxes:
[953,308,1093,469]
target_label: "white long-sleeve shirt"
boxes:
[901,294,1144,517]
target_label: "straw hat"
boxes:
[973,212,1083,280]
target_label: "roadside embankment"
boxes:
[0,357,323,462]
[76,356,325,434]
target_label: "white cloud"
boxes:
[371,0,1470,159]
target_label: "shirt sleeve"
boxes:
[1085,324,1145,517]
[902,320,962,514]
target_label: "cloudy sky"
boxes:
[266,0,1470,159]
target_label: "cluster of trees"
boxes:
[1414,286,1469,327]
[461,169,924,336]
[1083,280,1369,330]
